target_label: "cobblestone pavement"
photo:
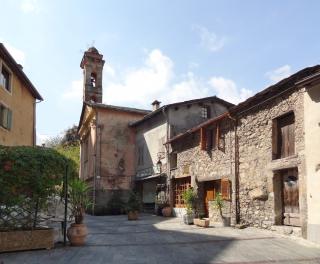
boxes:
[1,214,320,264]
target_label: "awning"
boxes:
[135,173,166,181]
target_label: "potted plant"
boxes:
[67,178,91,246]
[211,192,230,227]
[182,187,197,225]
[126,191,141,220]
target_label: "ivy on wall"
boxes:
[0,145,77,230]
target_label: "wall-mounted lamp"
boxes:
[156,159,162,174]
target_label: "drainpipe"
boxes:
[33,99,42,146]
[162,107,171,206]
[234,117,240,224]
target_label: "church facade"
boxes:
[78,47,150,214]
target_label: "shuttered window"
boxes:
[272,112,295,159]
[0,104,12,130]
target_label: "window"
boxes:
[138,145,144,166]
[200,124,224,151]
[1,66,11,92]
[90,72,97,87]
[201,105,211,119]
[170,152,177,169]
[272,112,295,159]
[0,104,12,130]
[174,177,191,207]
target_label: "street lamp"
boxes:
[156,159,162,174]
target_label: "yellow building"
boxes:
[0,43,43,146]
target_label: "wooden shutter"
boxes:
[200,127,207,150]
[206,129,213,150]
[215,123,220,149]
[221,178,231,200]
[272,119,278,159]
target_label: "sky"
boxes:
[0,0,319,144]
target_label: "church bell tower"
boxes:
[80,47,105,103]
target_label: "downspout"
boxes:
[33,99,42,146]
[162,107,171,206]
[233,116,240,224]
[92,110,98,215]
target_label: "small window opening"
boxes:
[90,72,97,87]
[170,152,177,169]
[201,106,211,119]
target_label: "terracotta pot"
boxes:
[67,223,88,246]
[161,206,172,217]
[128,211,138,220]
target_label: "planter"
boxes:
[0,228,54,253]
[128,211,138,220]
[194,218,210,228]
[213,216,231,227]
[67,223,88,246]
[161,206,172,217]
[183,213,194,225]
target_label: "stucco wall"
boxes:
[0,60,35,146]
[304,84,320,243]
[135,113,167,176]
[97,108,145,191]
[168,100,228,136]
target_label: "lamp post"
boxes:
[156,159,162,174]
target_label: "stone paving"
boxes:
[1,214,320,264]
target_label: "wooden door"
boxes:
[203,181,220,217]
[278,113,295,158]
[282,168,300,226]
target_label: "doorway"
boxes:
[282,168,300,226]
[203,180,220,217]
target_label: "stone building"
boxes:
[0,43,43,146]
[167,65,320,244]
[78,47,150,213]
[130,97,233,212]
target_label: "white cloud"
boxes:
[62,80,82,100]
[20,0,40,13]
[64,49,252,109]
[266,65,291,83]
[36,132,50,146]
[209,77,253,104]
[193,25,225,52]
[1,42,26,65]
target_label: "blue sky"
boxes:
[1,0,319,143]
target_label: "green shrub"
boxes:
[182,187,197,215]
[0,145,76,230]
[126,191,141,212]
[106,192,125,215]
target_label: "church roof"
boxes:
[77,102,151,133]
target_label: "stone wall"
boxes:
[237,88,307,236]
[171,118,235,222]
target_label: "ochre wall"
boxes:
[304,84,320,244]
[96,108,146,191]
[0,61,35,146]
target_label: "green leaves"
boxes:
[0,145,75,230]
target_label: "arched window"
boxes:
[90,72,97,87]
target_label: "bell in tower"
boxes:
[80,47,105,103]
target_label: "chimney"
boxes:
[151,100,161,111]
